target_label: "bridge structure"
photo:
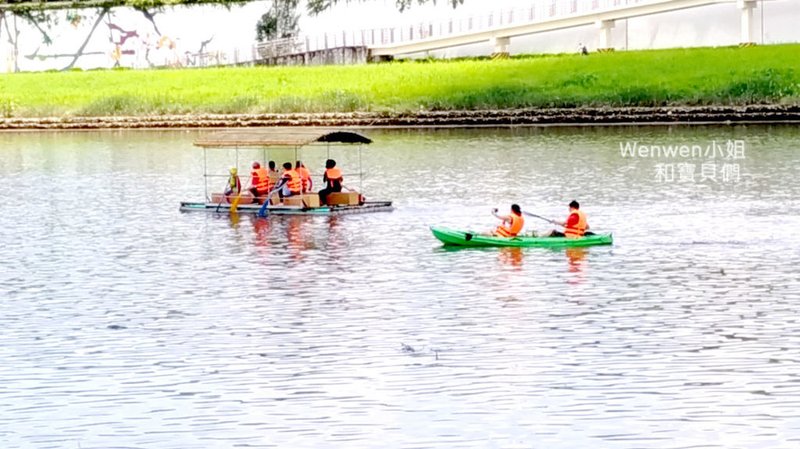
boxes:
[291,0,764,60]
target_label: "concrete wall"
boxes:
[0,2,269,73]
[260,47,369,66]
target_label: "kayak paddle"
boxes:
[522,211,562,227]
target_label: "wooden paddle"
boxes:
[230,192,242,213]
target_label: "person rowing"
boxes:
[547,200,591,238]
[276,162,302,202]
[248,161,270,204]
[224,167,241,202]
[491,204,525,237]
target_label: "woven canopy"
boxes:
[194,128,372,148]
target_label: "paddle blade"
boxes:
[258,199,269,218]
[230,194,241,213]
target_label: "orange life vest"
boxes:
[564,210,588,238]
[325,167,342,189]
[325,167,342,181]
[283,169,302,194]
[496,212,524,237]
[297,166,312,192]
[251,167,269,193]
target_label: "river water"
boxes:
[1,125,799,449]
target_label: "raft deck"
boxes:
[180,201,394,215]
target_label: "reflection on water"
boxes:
[1,125,800,449]
[498,247,524,268]
[566,246,588,271]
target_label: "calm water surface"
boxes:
[1,126,799,449]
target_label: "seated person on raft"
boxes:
[223,167,241,202]
[318,159,343,205]
[276,162,303,201]
[296,160,312,193]
[548,200,592,238]
[491,204,525,237]
[248,161,270,204]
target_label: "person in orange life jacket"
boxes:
[248,161,270,204]
[318,159,343,205]
[492,204,525,237]
[276,162,302,200]
[548,200,591,238]
[295,161,312,193]
[223,167,241,202]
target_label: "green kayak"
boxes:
[431,227,613,248]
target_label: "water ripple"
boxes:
[0,126,799,448]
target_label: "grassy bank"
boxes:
[1,44,799,118]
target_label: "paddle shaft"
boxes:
[522,212,562,227]
[257,185,283,218]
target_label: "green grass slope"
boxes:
[1,44,798,117]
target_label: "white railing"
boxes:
[255,37,305,59]
[172,0,693,66]
[298,0,656,49]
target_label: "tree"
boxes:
[256,0,299,43]
[254,0,463,42]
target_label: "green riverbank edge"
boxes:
[2,105,799,129]
[2,45,799,123]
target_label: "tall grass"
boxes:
[1,44,798,117]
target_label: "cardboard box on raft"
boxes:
[327,192,360,206]
[211,192,254,204]
[285,194,321,208]
[211,192,282,205]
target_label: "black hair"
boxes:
[268,161,276,170]
[511,204,521,214]
[325,159,336,169]
[295,160,302,168]
[569,200,580,209]
[283,162,292,170]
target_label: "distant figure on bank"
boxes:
[548,200,591,238]
[492,204,525,237]
[224,167,241,202]
[578,43,588,55]
[296,161,312,193]
[318,159,343,205]
[249,161,270,204]
[276,162,302,200]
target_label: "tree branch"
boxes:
[62,7,108,70]
[135,6,161,35]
